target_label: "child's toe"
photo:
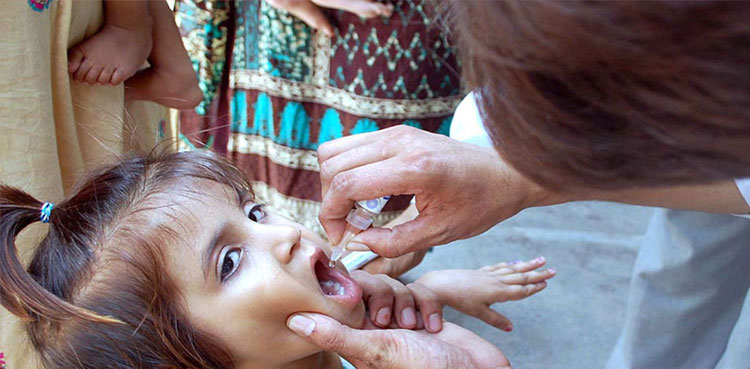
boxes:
[110,68,129,85]
[73,60,93,82]
[84,65,104,85]
[98,67,115,85]
[68,47,84,74]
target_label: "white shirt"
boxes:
[736,178,750,218]
[450,92,750,217]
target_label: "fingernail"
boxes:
[376,307,391,326]
[535,256,546,263]
[401,307,416,326]
[346,242,370,252]
[548,268,556,274]
[503,325,513,332]
[428,313,442,332]
[288,315,315,337]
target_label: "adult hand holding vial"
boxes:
[328,196,390,267]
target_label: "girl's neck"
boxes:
[285,352,342,369]
[238,351,343,369]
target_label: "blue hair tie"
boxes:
[40,202,54,223]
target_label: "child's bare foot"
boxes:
[124,0,202,109]
[68,3,153,85]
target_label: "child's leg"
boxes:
[68,1,153,85]
[124,0,202,109]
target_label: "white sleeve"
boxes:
[734,178,750,218]
[449,91,493,147]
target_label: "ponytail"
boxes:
[0,151,244,369]
[0,185,120,324]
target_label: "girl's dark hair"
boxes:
[450,1,750,189]
[0,150,252,368]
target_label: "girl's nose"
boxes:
[268,224,301,264]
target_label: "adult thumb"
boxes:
[286,313,379,362]
[353,216,443,258]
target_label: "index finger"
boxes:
[319,158,414,244]
[317,128,395,163]
[319,141,398,202]
[349,215,448,258]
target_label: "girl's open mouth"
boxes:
[312,251,362,305]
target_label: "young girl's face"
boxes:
[159,181,365,367]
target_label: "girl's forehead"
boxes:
[165,179,242,206]
[133,182,240,250]
[196,180,243,202]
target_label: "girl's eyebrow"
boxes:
[203,221,228,280]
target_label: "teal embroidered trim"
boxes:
[28,0,52,12]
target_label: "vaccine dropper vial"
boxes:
[329,195,391,268]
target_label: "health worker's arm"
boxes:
[582,181,750,215]
[317,125,750,260]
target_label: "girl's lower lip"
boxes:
[327,268,363,305]
[314,259,363,306]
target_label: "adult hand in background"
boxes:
[287,313,512,369]
[414,257,555,332]
[265,0,393,37]
[317,125,561,258]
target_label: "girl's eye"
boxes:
[220,248,242,282]
[244,203,266,222]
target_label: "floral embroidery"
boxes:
[1,351,6,369]
[28,0,52,12]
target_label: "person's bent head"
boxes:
[450,1,750,190]
[0,150,365,368]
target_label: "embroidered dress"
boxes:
[175,0,460,236]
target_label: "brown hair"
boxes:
[0,150,253,368]
[449,1,750,189]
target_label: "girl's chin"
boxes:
[322,299,366,330]
[348,302,367,329]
